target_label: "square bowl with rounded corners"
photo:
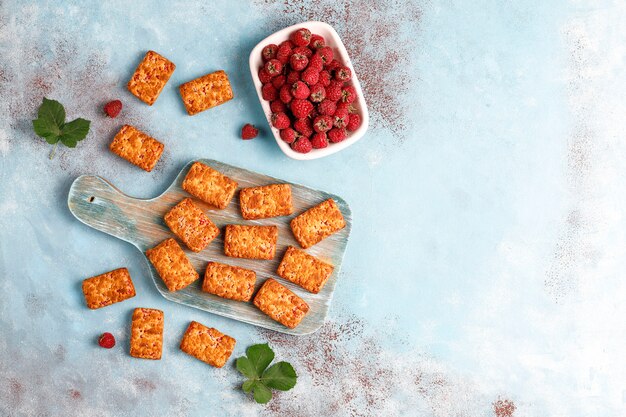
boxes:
[249,21,369,160]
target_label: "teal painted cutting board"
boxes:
[67,159,352,335]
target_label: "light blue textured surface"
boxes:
[1,1,625,416]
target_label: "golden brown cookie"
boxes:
[130,308,164,360]
[82,268,136,309]
[127,50,176,105]
[290,199,346,248]
[253,278,309,329]
[179,321,236,368]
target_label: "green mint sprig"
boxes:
[32,97,90,159]
[236,343,297,404]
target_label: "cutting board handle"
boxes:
[67,175,169,249]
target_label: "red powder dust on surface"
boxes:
[493,398,516,417]
[254,0,423,141]
[69,389,82,400]
[133,378,157,392]
[257,315,484,417]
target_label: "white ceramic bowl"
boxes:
[249,21,369,160]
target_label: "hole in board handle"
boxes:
[88,196,95,203]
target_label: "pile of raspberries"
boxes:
[259,28,362,154]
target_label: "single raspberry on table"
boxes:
[241,124,259,140]
[103,100,122,118]
[292,137,313,153]
[262,44,278,61]
[270,100,287,113]
[264,59,283,76]
[328,127,347,143]
[347,113,362,131]
[291,81,310,99]
[325,81,343,101]
[262,83,278,101]
[313,115,333,132]
[98,332,115,349]
[309,84,326,103]
[301,67,320,86]
[341,85,357,104]
[279,85,293,103]
[318,70,332,87]
[294,118,313,137]
[290,53,308,71]
[318,99,337,116]
[280,127,298,144]
[271,75,286,89]
[286,70,302,85]
[276,44,292,64]
[291,28,312,46]
[310,34,326,49]
[333,107,350,128]
[311,131,329,149]
[317,46,334,65]
[271,112,291,129]
[290,99,314,118]
[293,46,313,58]
[335,66,352,82]
[258,68,273,84]
[308,53,324,71]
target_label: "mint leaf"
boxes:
[59,118,90,147]
[251,382,272,404]
[236,343,296,404]
[236,356,257,379]
[247,343,275,376]
[242,380,255,393]
[32,118,61,141]
[38,98,65,127]
[32,98,90,158]
[261,361,297,391]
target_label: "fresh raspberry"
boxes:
[333,107,349,128]
[294,118,313,136]
[340,85,357,104]
[318,99,337,116]
[291,28,312,47]
[301,67,320,86]
[258,68,273,84]
[310,34,325,49]
[262,44,278,61]
[313,115,333,132]
[262,83,278,101]
[311,132,328,149]
[308,53,324,71]
[276,44,292,64]
[103,100,122,118]
[336,101,356,114]
[290,99,314,119]
[293,46,313,58]
[279,85,293,103]
[318,70,332,87]
[279,39,295,49]
[271,112,291,129]
[264,59,283,76]
[291,81,310,99]
[292,137,313,153]
[326,58,342,72]
[241,124,259,140]
[280,128,298,144]
[335,65,352,82]
[317,47,334,65]
[290,53,308,71]
[272,75,286,89]
[309,84,326,103]
[346,113,362,131]
[98,332,115,349]
[325,81,343,101]
[286,70,301,85]
[270,100,287,113]
[328,127,347,143]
